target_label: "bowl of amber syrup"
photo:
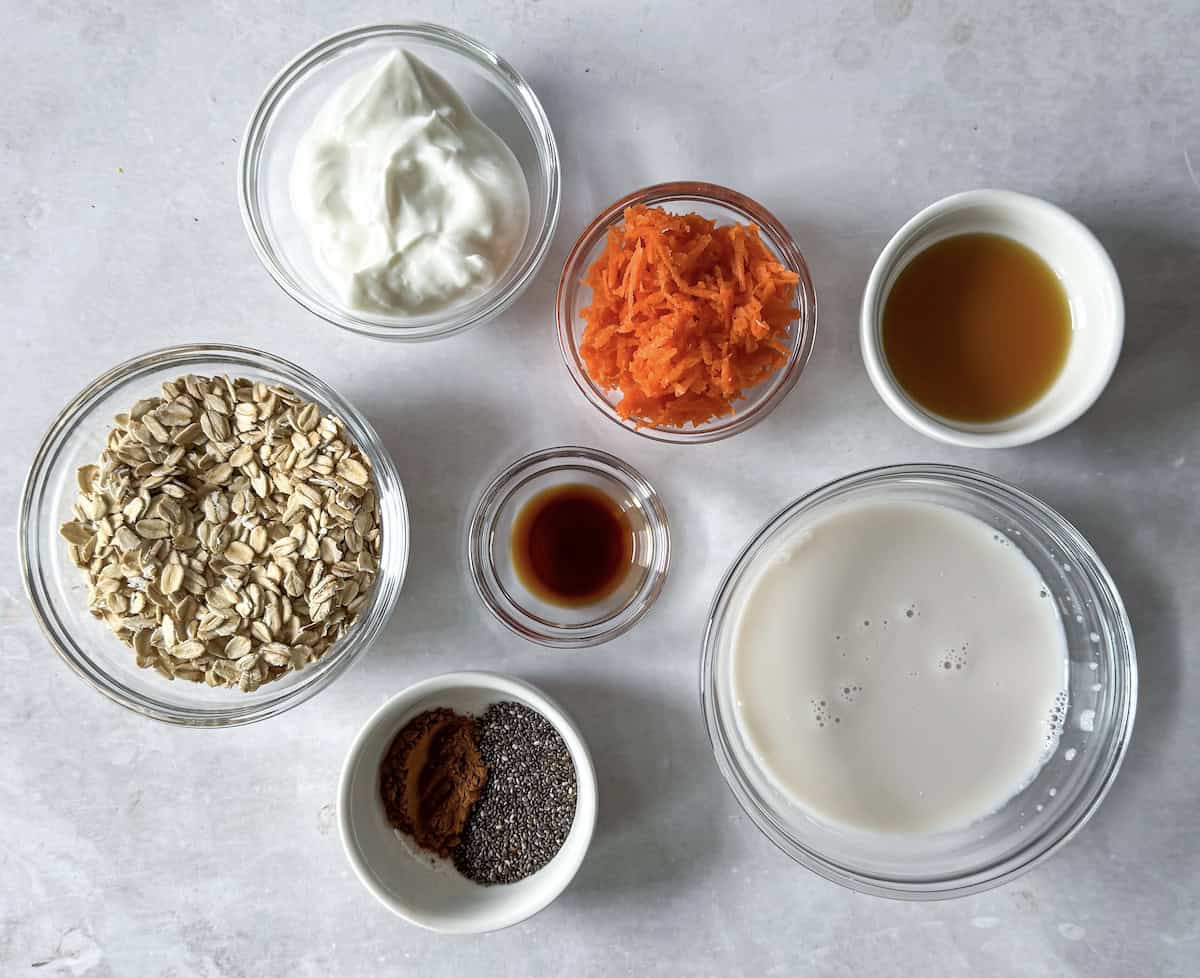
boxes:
[861,189,1123,448]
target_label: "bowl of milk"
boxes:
[700,464,1136,898]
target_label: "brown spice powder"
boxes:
[379,708,488,857]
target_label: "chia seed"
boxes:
[453,701,577,886]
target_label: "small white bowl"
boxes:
[338,672,597,933]
[860,190,1123,448]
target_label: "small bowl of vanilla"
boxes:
[239,23,560,341]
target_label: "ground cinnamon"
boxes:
[379,708,488,857]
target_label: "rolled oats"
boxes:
[59,373,383,691]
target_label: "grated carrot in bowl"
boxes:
[578,204,800,429]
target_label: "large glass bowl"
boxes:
[556,181,817,443]
[19,344,409,726]
[239,23,560,342]
[701,464,1136,898]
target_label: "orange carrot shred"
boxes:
[579,204,800,428]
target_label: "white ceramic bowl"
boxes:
[338,672,597,933]
[860,190,1123,448]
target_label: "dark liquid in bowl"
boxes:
[511,484,632,606]
[882,233,1072,422]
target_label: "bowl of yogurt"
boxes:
[239,24,560,341]
[701,464,1136,898]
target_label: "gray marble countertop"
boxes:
[3,2,1197,976]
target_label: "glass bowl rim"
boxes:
[19,342,410,726]
[556,180,818,444]
[237,21,562,342]
[699,462,1137,898]
[466,445,671,649]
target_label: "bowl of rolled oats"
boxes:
[19,344,408,726]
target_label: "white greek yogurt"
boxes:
[290,50,530,315]
[731,499,1068,834]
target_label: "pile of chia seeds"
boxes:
[453,701,577,885]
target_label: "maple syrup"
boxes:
[882,233,1071,422]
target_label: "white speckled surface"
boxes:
[2,1,1197,975]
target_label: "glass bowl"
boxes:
[556,182,817,443]
[467,447,670,648]
[19,344,409,726]
[238,23,560,342]
[700,464,1136,898]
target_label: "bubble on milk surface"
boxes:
[1045,689,1069,748]
[811,698,840,728]
[939,643,969,671]
[838,683,863,704]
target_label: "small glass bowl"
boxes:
[19,344,409,726]
[467,447,670,648]
[239,23,561,342]
[701,464,1136,898]
[556,182,818,443]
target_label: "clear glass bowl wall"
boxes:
[701,465,1136,898]
[239,23,560,341]
[556,181,817,443]
[20,344,409,726]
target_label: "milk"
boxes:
[731,499,1067,834]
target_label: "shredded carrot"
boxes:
[579,204,800,428]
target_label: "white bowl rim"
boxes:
[337,670,598,933]
[859,188,1124,448]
